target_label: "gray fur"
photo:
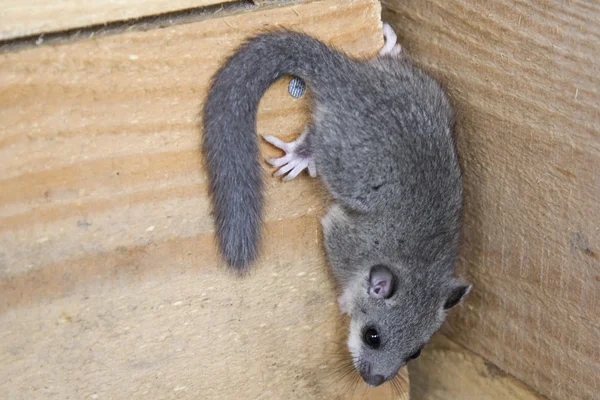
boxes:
[201,26,470,385]
[202,30,344,268]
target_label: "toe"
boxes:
[262,134,290,152]
[266,154,291,167]
[283,161,307,181]
[274,162,295,177]
[391,44,402,56]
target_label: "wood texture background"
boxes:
[0,0,414,399]
[2,0,597,398]
[409,333,544,400]
[0,0,237,40]
[382,1,599,399]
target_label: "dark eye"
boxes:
[408,349,422,360]
[363,328,380,349]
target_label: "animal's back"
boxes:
[312,56,461,227]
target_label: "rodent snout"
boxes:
[361,373,385,387]
[358,360,386,387]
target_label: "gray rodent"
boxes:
[202,23,471,387]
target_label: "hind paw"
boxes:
[380,22,402,56]
[263,132,316,181]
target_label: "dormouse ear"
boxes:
[368,265,396,299]
[444,281,472,309]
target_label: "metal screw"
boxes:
[288,76,306,98]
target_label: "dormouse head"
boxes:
[342,264,470,387]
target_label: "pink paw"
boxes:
[263,133,317,181]
[380,22,402,56]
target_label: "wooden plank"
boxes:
[0,0,411,399]
[0,0,238,40]
[410,334,544,400]
[382,1,599,399]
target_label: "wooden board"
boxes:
[382,1,599,399]
[0,0,238,40]
[409,334,544,400]
[0,0,412,399]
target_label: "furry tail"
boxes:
[202,30,345,269]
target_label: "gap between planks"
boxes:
[0,0,315,54]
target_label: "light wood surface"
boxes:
[0,0,412,399]
[382,1,599,399]
[0,0,238,40]
[410,334,545,400]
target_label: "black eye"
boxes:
[363,328,380,349]
[408,349,422,360]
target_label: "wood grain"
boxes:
[382,1,599,399]
[0,0,238,40]
[409,334,544,400]
[0,0,412,399]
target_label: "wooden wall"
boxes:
[382,1,599,399]
[0,0,237,40]
[2,0,597,399]
[0,1,413,399]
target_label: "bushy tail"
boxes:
[202,30,346,269]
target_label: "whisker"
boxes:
[390,374,409,399]
[392,377,402,398]
[337,357,362,399]
[340,364,356,380]
[338,372,354,397]
[330,365,355,381]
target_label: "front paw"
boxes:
[337,296,349,314]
